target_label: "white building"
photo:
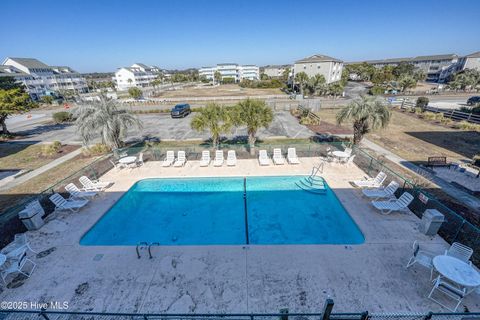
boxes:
[114,63,162,90]
[262,65,291,78]
[198,63,259,82]
[293,54,343,84]
[1,57,88,99]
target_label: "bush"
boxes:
[434,113,444,121]
[82,143,111,156]
[414,107,423,114]
[440,118,452,125]
[41,141,62,157]
[41,95,54,105]
[416,96,429,109]
[369,86,384,95]
[299,115,320,125]
[52,111,72,124]
[453,121,480,132]
[422,112,437,120]
[128,87,143,99]
[239,79,284,89]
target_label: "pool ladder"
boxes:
[136,242,160,259]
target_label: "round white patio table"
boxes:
[433,255,480,288]
[331,150,350,159]
[118,156,137,165]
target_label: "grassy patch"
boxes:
[153,84,285,98]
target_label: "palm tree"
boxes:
[232,98,274,155]
[294,72,309,96]
[398,75,417,92]
[214,71,222,85]
[336,95,391,145]
[74,95,142,149]
[190,103,232,148]
[309,74,326,95]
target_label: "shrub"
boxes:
[41,95,54,105]
[52,111,72,124]
[41,141,62,157]
[414,107,423,114]
[434,113,444,121]
[416,96,429,109]
[369,86,384,95]
[454,121,480,132]
[82,143,111,156]
[440,118,452,125]
[299,115,320,125]
[422,112,437,120]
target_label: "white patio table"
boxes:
[433,255,480,293]
[331,150,351,160]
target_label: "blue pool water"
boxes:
[80,176,364,245]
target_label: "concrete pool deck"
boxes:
[1,158,479,313]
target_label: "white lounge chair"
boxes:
[173,151,186,167]
[352,172,387,188]
[213,150,224,167]
[49,193,89,213]
[162,151,175,167]
[226,150,237,166]
[428,276,467,312]
[406,240,437,280]
[258,150,270,166]
[0,251,36,286]
[199,150,210,167]
[79,176,112,191]
[343,155,356,165]
[362,181,399,200]
[110,160,125,170]
[445,242,473,264]
[65,183,98,200]
[287,148,300,164]
[272,148,285,165]
[371,192,414,214]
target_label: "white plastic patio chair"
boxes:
[213,150,224,167]
[173,151,186,167]
[162,151,175,167]
[428,276,467,312]
[65,183,98,200]
[199,150,210,167]
[287,148,300,164]
[79,176,112,191]
[405,241,436,279]
[109,160,125,170]
[343,154,356,165]
[1,233,37,258]
[445,242,473,264]
[49,193,89,213]
[0,251,36,287]
[344,147,352,156]
[226,150,237,166]
[258,150,270,166]
[136,152,144,167]
[362,181,399,200]
[371,192,414,215]
[272,148,285,165]
[352,172,387,188]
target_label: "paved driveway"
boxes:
[10,111,314,144]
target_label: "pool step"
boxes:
[296,177,327,194]
[136,242,159,259]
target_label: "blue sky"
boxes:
[2,0,480,72]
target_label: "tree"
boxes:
[309,74,326,95]
[190,103,232,148]
[151,79,162,89]
[260,73,270,80]
[294,72,309,96]
[231,98,274,155]
[398,75,417,92]
[328,82,344,98]
[74,95,142,149]
[41,95,54,105]
[280,68,290,82]
[127,78,133,85]
[392,62,415,78]
[128,87,143,100]
[214,71,222,85]
[336,95,391,144]
[0,78,36,134]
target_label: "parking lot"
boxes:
[9,111,314,144]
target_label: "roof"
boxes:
[0,65,31,77]
[295,54,343,64]
[465,51,480,58]
[217,63,238,66]
[412,54,457,61]
[51,66,78,74]
[263,64,291,69]
[5,57,50,69]
[133,63,150,69]
[356,54,458,65]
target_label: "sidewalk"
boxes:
[0,148,83,192]
[361,138,480,212]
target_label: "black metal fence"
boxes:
[0,299,478,320]
[353,147,480,266]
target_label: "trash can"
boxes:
[421,209,444,236]
[18,201,45,230]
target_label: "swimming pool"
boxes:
[80,176,364,245]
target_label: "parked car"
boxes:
[467,96,480,106]
[170,104,191,118]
